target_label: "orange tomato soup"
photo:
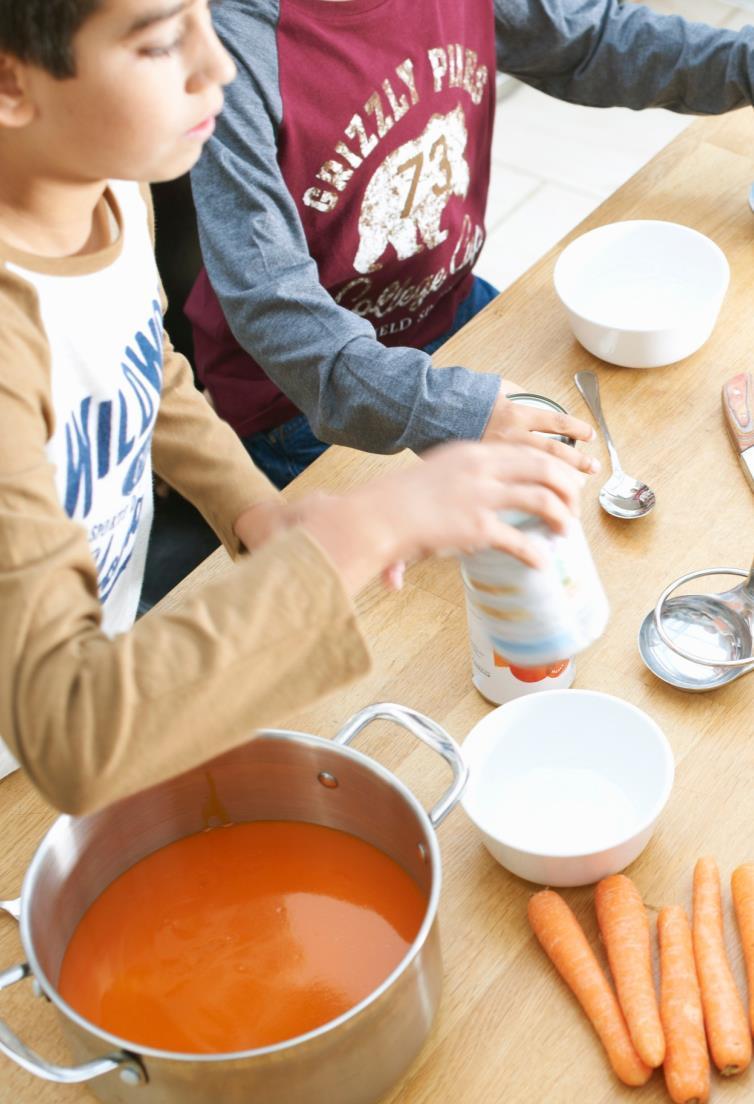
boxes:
[58,821,426,1053]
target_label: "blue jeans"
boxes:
[241,412,330,492]
[241,275,500,489]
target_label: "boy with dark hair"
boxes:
[0,0,591,813]
[0,0,101,76]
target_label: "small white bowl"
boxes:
[553,220,729,368]
[461,690,674,886]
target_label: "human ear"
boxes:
[0,54,36,128]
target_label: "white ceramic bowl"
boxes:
[461,690,674,886]
[553,220,729,368]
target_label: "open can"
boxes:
[462,392,607,705]
[505,392,576,446]
[464,590,575,703]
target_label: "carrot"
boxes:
[595,874,665,1067]
[731,863,754,1034]
[692,856,752,1075]
[658,905,710,1104]
[527,889,652,1086]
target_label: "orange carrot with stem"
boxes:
[658,905,710,1104]
[527,889,652,1086]
[731,863,754,1034]
[692,856,752,1075]
[595,874,665,1068]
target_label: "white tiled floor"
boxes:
[476,0,754,292]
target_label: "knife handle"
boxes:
[722,371,754,454]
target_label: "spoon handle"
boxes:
[574,370,623,474]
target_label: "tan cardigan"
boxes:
[0,189,370,814]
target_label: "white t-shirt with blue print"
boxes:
[0,181,161,775]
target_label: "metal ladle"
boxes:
[638,558,754,691]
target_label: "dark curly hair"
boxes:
[0,1,103,78]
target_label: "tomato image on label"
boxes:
[509,664,550,682]
[494,652,570,682]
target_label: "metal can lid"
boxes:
[505,392,576,447]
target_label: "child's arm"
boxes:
[150,325,285,556]
[0,439,579,816]
[0,274,582,815]
[493,0,754,113]
[4,522,371,815]
[0,276,368,814]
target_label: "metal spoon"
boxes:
[638,558,754,691]
[574,370,656,519]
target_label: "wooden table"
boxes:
[2,110,754,1104]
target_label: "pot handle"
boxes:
[0,908,146,1086]
[334,702,468,827]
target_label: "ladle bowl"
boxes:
[638,563,754,692]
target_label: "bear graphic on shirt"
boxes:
[353,105,470,274]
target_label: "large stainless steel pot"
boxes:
[0,703,466,1104]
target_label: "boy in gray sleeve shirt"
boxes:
[187,0,754,487]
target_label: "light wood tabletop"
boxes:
[1,109,754,1104]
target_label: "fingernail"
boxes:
[589,427,596,441]
[589,458,601,472]
[385,562,406,589]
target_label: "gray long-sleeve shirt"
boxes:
[190,0,754,454]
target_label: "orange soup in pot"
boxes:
[58,821,427,1054]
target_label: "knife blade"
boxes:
[722,371,754,491]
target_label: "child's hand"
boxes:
[295,439,589,594]
[482,391,598,475]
